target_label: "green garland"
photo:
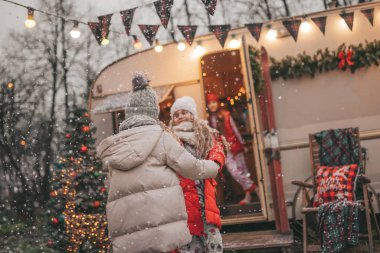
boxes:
[249,46,265,94]
[249,40,380,91]
[269,40,380,80]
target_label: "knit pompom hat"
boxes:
[170,96,198,117]
[124,72,159,119]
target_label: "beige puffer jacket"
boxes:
[97,125,219,253]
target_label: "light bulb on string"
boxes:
[194,41,205,57]
[339,17,348,28]
[101,38,109,46]
[300,18,312,33]
[154,39,163,53]
[70,21,81,39]
[25,7,36,28]
[133,35,142,49]
[177,42,186,51]
[228,34,241,49]
[266,25,277,41]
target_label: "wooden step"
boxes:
[223,230,293,251]
[220,201,262,217]
[306,244,373,252]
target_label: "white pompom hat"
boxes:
[170,96,198,117]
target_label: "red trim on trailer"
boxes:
[260,46,290,233]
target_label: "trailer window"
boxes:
[112,110,125,134]
[110,90,175,133]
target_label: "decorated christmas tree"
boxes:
[47,106,109,252]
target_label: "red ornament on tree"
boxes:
[65,133,71,139]
[84,112,89,117]
[82,126,90,132]
[80,145,88,153]
[51,217,59,225]
[100,187,106,193]
[93,201,101,208]
[69,171,77,177]
[50,191,58,198]
[47,239,54,247]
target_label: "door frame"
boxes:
[242,36,290,233]
[198,47,269,225]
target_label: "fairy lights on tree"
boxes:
[47,106,109,252]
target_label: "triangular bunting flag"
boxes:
[209,25,230,48]
[98,14,113,41]
[120,8,136,35]
[311,16,327,35]
[361,8,374,26]
[88,14,113,45]
[138,25,160,46]
[201,0,218,16]
[339,12,355,31]
[154,0,174,28]
[282,19,302,42]
[245,23,263,42]
[177,25,198,46]
[88,22,102,45]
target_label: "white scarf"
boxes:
[172,121,196,147]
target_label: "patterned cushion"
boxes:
[313,164,359,207]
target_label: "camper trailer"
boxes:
[89,2,380,251]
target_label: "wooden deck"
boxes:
[223,230,293,252]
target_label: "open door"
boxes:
[199,43,269,225]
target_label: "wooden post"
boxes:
[302,188,308,252]
[363,185,374,252]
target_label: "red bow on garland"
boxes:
[338,50,354,69]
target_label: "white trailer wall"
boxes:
[90,7,380,218]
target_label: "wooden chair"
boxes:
[292,127,380,252]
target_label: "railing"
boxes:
[280,129,380,151]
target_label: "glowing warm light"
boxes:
[228,35,241,49]
[70,28,81,39]
[266,28,277,41]
[220,102,225,107]
[7,82,14,89]
[177,42,186,51]
[339,18,348,28]
[300,20,312,33]
[20,140,26,146]
[70,21,81,39]
[154,39,163,53]
[134,40,142,49]
[25,8,36,28]
[194,42,205,57]
[132,35,142,49]
[101,38,109,46]
[238,92,242,96]
[154,44,163,52]
[230,99,235,105]
[235,96,238,100]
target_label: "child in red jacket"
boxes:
[170,96,225,253]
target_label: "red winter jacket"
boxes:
[208,110,244,155]
[179,138,225,236]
